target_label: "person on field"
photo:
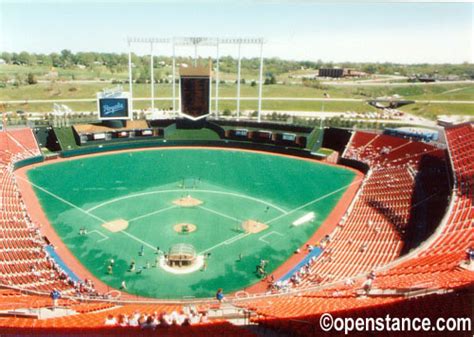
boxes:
[129,260,136,272]
[216,288,225,303]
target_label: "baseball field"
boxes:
[26,148,356,298]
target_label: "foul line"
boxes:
[128,205,177,222]
[198,232,251,255]
[86,189,288,214]
[266,178,364,224]
[198,206,242,222]
[17,175,105,223]
[18,176,156,251]
[120,231,156,250]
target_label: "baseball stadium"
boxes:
[0,4,473,335]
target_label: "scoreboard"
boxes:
[181,77,210,118]
[179,65,211,120]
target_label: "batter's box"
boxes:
[258,231,284,244]
[89,230,109,242]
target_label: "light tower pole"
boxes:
[215,40,220,118]
[257,40,264,123]
[150,42,155,112]
[172,39,176,113]
[236,41,242,120]
[127,40,133,117]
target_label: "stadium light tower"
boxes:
[236,41,242,120]
[258,40,264,123]
[150,42,154,112]
[127,36,265,122]
[218,37,265,122]
[214,40,220,118]
[127,37,170,117]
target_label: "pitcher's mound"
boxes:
[173,195,203,207]
[242,220,268,234]
[102,219,129,233]
[173,223,197,233]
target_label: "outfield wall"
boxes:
[13,156,45,170]
[58,139,317,160]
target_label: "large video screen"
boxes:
[99,98,129,119]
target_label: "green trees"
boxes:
[27,73,37,85]
[17,52,36,65]
[264,73,277,85]
[60,49,74,67]
[0,51,471,81]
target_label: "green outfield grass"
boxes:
[27,148,355,298]
[2,81,472,117]
[3,82,474,101]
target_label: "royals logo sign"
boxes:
[98,97,130,120]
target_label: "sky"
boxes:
[0,0,473,64]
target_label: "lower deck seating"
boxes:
[240,125,472,336]
[294,136,450,287]
[244,285,472,337]
[0,130,78,294]
[371,123,473,290]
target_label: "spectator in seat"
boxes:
[362,278,373,294]
[159,312,172,326]
[118,314,129,327]
[129,311,140,327]
[200,311,209,323]
[467,247,474,265]
[104,314,117,326]
[368,270,376,280]
[50,289,61,310]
